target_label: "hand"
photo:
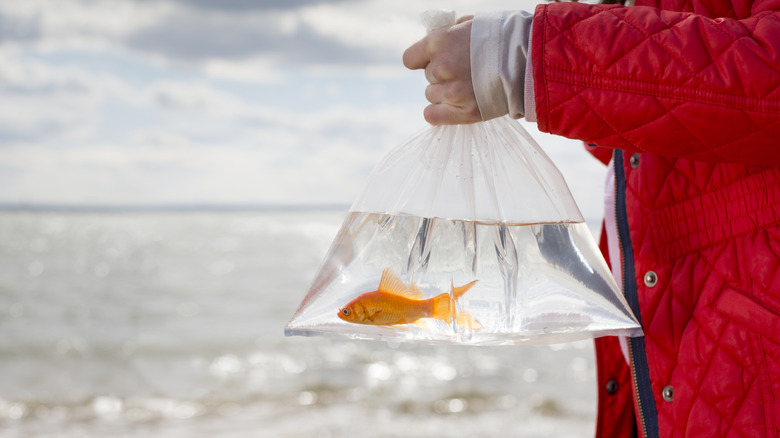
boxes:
[403,16,480,125]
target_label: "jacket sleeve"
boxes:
[531,2,780,165]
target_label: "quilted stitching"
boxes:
[699,243,777,434]
[534,3,780,165]
[635,217,780,436]
[535,1,780,435]
[633,168,780,437]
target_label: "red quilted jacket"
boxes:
[531,0,780,437]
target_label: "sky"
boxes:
[0,0,609,221]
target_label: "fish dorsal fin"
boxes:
[408,274,424,297]
[378,268,423,299]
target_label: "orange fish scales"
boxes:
[337,268,480,329]
[345,290,436,325]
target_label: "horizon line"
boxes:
[0,202,352,213]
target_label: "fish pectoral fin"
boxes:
[413,319,429,330]
[380,324,410,332]
[366,309,382,322]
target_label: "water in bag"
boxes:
[285,117,641,345]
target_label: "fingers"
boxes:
[424,103,481,126]
[403,37,430,70]
[425,81,475,105]
[403,19,476,125]
[424,65,438,84]
[424,62,455,84]
[424,82,480,125]
[404,21,471,73]
[424,83,441,103]
[456,15,474,24]
[404,21,466,71]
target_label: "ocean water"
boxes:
[0,210,599,438]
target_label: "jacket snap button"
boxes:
[630,153,640,168]
[644,271,657,287]
[662,385,674,402]
[605,379,618,395]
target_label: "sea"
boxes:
[0,209,602,438]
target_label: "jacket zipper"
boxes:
[613,150,659,438]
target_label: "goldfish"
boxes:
[337,268,480,329]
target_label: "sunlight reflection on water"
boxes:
[0,211,599,438]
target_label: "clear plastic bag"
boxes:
[285,117,642,345]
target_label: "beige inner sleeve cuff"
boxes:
[470,11,533,121]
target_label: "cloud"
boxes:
[0,0,608,221]
[0,1,417,81]
[0,50,424,204]
[0,1,167,50]
[173,0,359,12]
[0,103,418,205]
[144,80,245,115]
[0,9,41,43]
[0,49,143,143]
[0,60,95,142]
[123,7,389,66]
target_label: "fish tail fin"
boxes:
[432,293,452,324]
[451,280,481,329]
[455,311,482,330]
[432,290,482,330]
[451,279,478,301]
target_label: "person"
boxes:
[404,1,780,437]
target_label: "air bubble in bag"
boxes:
[285,117,641,345]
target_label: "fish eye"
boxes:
[341,308,351,316]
